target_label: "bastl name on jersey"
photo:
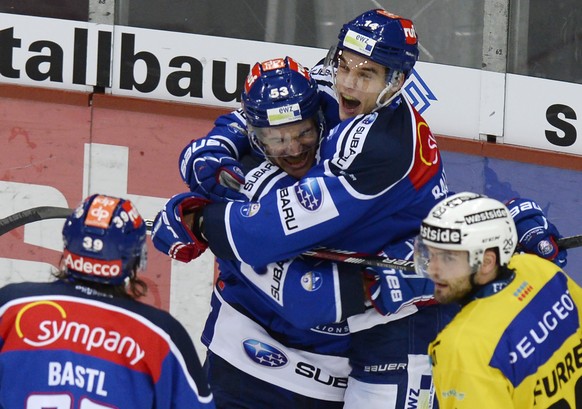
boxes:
[49,361,108,396]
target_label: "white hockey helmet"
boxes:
[414,192,518,276]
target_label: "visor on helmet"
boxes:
[414,235,472,279]
[249,117,320,159]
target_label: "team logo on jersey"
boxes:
[240,203,260,217]
[300,271,323,291]
[362,112,377,125]
[227,121,248,136]
[242,339,289,368]
[295,178,323,211]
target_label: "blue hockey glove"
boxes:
[364,267,435,315]
[506,198,567,267]
[151,192,211,263]
[179,139,246,202]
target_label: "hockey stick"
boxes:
[0,206,417,269]
[1,206,580,270]
[0,206,73,236]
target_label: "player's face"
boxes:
[335,50,388,120]
[424,247,472,304]
[255,118,319,179]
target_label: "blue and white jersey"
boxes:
[203,95,448,267]
[194,62,446,401]
[201,160,359,402]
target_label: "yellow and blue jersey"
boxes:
[429,253,582,408]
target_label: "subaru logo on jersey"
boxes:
[295,178,323,211]
[301,271,323,291]
[242,339,289,368]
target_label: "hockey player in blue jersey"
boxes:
[152,9,568,409]
[0,194,215,408]
[153,9,455,409]
[158,57,361,408]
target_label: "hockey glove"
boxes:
[507,197,567,267]
[151,192,211,263]
[179,139,246,202]
[364,267,435,315]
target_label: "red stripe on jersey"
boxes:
[409,108,440,190]
[0,300,169,382]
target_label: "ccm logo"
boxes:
[63,250,122,277]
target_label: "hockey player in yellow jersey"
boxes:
[414,191,582,408]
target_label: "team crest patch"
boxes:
[362,112,377,124]
[240,203,260,217]
[242,339,289,368]
[301,271,323,291]
[537,239,556,257]
[295,178,323,211]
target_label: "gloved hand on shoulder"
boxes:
[506,197,567,267]
[151,192,211,263]
[363,267,435,315]
[179,138,246,202]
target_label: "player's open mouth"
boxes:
[340,94,361,114]
[281,150,311,169]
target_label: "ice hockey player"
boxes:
[416,192,581,408]
[0,194,215,408]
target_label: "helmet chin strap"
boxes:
[373,70,404,112]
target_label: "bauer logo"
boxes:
[295,178,323,211]
[404,69,437,115]
[420,223,461,244]
[242,339,289,368]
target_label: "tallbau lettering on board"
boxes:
[0,27,249,102]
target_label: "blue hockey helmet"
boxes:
[62,194,147,285]
[336,9,419,75]
[241,56,321,128]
